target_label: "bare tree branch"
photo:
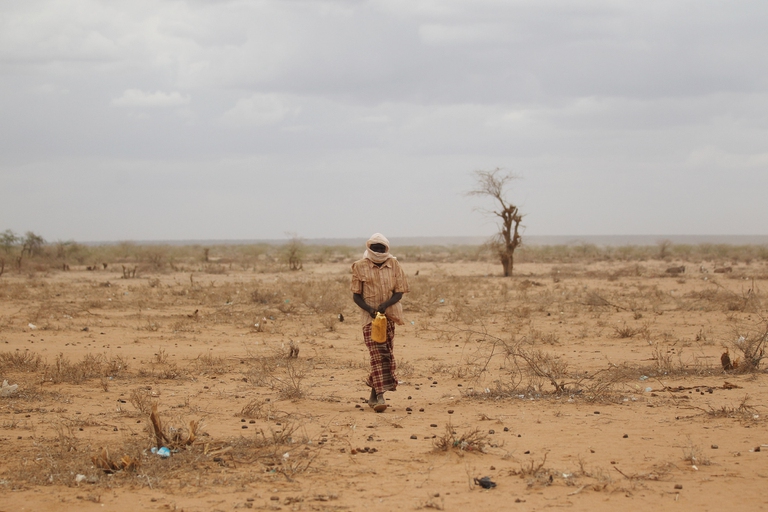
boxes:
[467,168,524,277]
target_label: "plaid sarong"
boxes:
[363,319,397,393]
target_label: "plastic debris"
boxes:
[151,446,171,458]
[1,380,18,397]
[474,476,496,489]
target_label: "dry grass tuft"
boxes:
[433,423,488,453]
[0,350,44,372]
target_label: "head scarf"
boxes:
[363,233,395,264]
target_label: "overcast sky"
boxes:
[1,0,767,242]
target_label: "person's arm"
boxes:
[376,291,403,314]
[353,293,377,318]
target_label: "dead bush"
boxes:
[731,322,768,371]
[0,350,44,372]
[433,423,487,453]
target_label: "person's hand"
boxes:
[376,304,388,314]
[369,308,377,318]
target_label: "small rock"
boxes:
[410,435,418,439]
[623,434,628,438]
[674,484,683,490]
[711,444,718,449]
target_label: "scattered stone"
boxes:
[410,435,418,439]
[674,484,683,490]
[623,434,628,438]
[711,445,718,449]
[503,427,509,432]
[448,410,454,414]
[430,424,438,427]
[489,430,495,434]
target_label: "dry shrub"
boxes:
[230,420,320,477]
[650,343,677,374]
[433,423,487,453]
[406,277,442,316]
[189,352,230,375]
[320,314,338,332]
[44,353,128,384]
[246,356,308,400]
[463,330,632,401]
[730,322,768,371]
[527,328,560,345]
[239,398,268,419]
[250,287,281,305]
[506,345,570,394]
[705,395,759,422]
[682,437,711,466]
[614,323,639,338]
[579,366,635,403]
[0,350,44,372]
[514,451,549,477]
[129,387,155,415]
[297,278,346,314]
[445,301,480,324]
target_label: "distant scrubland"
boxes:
[1,229,767,276]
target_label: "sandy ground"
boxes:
[1,259,767,511]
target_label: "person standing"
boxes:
[351,233,410,412]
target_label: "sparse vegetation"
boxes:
[0,239,767,509]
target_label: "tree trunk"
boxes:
[500,253,513,277]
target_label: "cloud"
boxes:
[111,89,191,108]
[219,94,301,127]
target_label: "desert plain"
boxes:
[1,247,767,512]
